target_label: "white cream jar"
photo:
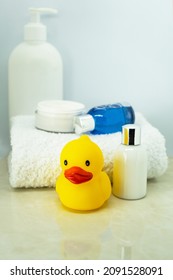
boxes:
[35,100,85,133]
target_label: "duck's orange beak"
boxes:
[64,166,93,184]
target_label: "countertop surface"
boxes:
[0,157,173,260]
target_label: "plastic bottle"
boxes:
[8,8,63,118]
[74,103,135,135]
[112,124,147,200]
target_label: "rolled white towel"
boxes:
[8,112,168,188]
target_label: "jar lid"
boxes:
[36,100,85,115]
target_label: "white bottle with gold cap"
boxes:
[113,124,147,200]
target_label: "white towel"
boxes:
[9,113,168,188]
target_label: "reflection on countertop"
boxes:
[0,158,173,260]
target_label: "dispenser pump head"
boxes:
[24,8,58,41]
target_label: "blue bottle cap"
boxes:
[74,114,95,134]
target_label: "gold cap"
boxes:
[122,124,141,146]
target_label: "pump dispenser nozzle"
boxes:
[24,7,58,41]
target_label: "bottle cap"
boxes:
[74,115,95,134]
[122,124,141,146]
[24,8,58,41]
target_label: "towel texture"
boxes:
[9,113,168,188]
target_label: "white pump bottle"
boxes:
[8,8,63,118]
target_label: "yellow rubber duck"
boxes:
[56,135,111,211]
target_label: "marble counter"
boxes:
[0,157,173,260]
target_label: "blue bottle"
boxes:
[74,103,135,135]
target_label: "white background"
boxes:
[0,0,173,157]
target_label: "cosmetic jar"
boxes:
[35,100,85,133]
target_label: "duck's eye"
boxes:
[64,160,68,166]
[85,160,90,166]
